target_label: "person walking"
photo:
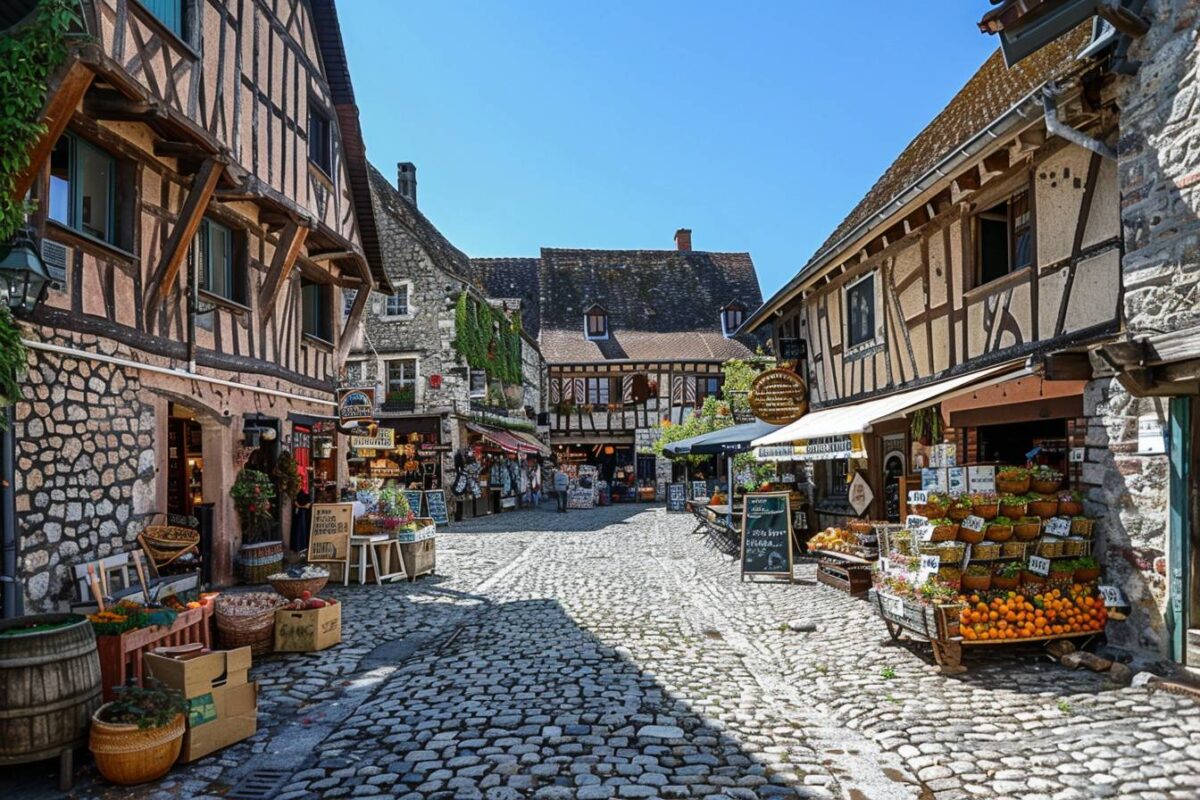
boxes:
[553,466,570,513]
[529,460,543,507]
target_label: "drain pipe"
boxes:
[1,405,21,618]
[1043,81,1116,161]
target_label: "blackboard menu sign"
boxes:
[667,483,687,512]
[691,480,709,500]
[779,337,807,361]
[402,490,424,517]
[425,490,449,526]
[740,491,793,581]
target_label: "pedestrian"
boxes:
[529,460,542,507]
[553,465,570,512]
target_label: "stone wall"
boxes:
[13,332,156,611]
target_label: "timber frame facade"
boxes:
[6,0,386,610]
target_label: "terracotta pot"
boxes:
[957,526,986,545]
[972,503,999,521]
[947,505,971,521]
[930,524,959,542]
[985,524,1014,542]
[1031,478,1061,494]
[1057,500,1083,516]
[961,573,992,591]
[992,574,1020,590]
[1013,521,1041,541]
[999,500,1027,518]
[89,708,184,785]
[1029,500,1059,519]
[1073,567,1101,582]
[996,475,1031,494]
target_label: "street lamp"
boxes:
[0,229,51,317]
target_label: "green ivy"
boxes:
[452,291,522,385]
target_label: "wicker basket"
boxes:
[1070,517,1094,537]
[215,592,287,655]
[996,474,1031,494]
[985,523,1014,542]
[237,542,283,585]
[999,499,1027,518]
[930,523,959,542]
[1063,537,1089,557]
[1029,499,1059,519]
[268,572,329,600]
[89,708,184,785]
[971,542,1001,560]
[1031,478,1061,494]
[1001,540,1027,558]
[1013,519,1042,541]
[1036,538,1065,558]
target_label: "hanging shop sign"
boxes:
[847,472,874,516]
[748,369,809,425]
[754,435,866,462]
[740,491,793,582]
[350,428,395,450]
[337,387,375,426]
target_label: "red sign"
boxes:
[429,374,443,389]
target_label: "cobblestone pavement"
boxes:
[7,505,1200,799]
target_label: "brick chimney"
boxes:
[397,162,417,206]
[674,228,692,251]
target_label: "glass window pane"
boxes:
[142,0,184,37]
[207,221,231,298]
[49,137,71,226]
[76,138,113,242]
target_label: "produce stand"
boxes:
[95,601,213,701]
[870,589,965,672]
[813,550,874,596]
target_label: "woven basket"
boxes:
[215,592,287,655]
[1070,517,1095,537]
[996,474,1031,494]
[1031,478,1061,494]
[268,572,329,600]
[237,542,283,585]
[89,709,184,785]
[1001,540,1027,558]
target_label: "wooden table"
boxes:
[349,534,408,585]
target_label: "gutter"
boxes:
[1042,81,1116,160]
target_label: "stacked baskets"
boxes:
[237,542,284,584]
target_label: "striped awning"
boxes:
[467,423,541,454]
[509,430,552,456]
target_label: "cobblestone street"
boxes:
[9,505,1200,800]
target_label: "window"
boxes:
[976,189,1032,286]
[469,369,487,399]
[845,273,876,349]
[196,218,245,303]
[309,106,333,175]
[385,285,409,317]
[585,305,608,340]
[696,376,722,404]
[140,0,185,38]
[49,134,116,244]
[585,377,611,405]
[721,304,745,336]
[301,280,333,342]
[385,359,417,409]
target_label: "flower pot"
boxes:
[996,475,1031,494]
[1073,567,1101,582]
[1021,571,1046,588]
[985,523,1013,542]
[957,526,986,545]
[947,505,971,521]
[1031,478,1061,494]
[1057,500,1083,517]
[972,502,999,521]
[1028,500,1058,519]
[930,523,959,542]
[961,573,992,592]
[999,500,1027,518]
[992,574,1020,591]
[1013,520,1041,541]
[89,707,184,785]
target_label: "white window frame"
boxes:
[843,271,883,355]
[584,306,609,341]
[381,281,415,320]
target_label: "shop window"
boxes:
[384,358,417,410]
[469,369,487,399]
[301,279,333,343]
[845,273,876,349]
[585,377,611,405]
[976,188,1032,286]
[140,0,185,38]
[696,376,722,405]
[721,303,745,337]
[585,305,608,340]
[196,218,246,304]
[48,133,117,245]
[309,104,333,176]
[384,284,410,317]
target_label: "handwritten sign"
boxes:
[424,490,449,526]
[1028,556,1051,577]
[740,492,793,580]
[1044,517,1071,537]
[918,555,940,583]
[961,515,985,533]
[1098,584,1127,607]
[967,465,996,494]
[907,490,928,506]
[691,480,709,501]
[879,557,891,575]
[667,483,687,513]
[567,487,594,509]
[947,467,968,495]
[906,514,932,542]
[402,490,424,517]
[1069,447,1086,463]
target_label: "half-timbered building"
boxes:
[4,0,386,610]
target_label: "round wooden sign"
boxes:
[748,368,808,425]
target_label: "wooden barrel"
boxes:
[0,613,102,765]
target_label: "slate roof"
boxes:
[367,164,477,286]
[481,247,764,365]
[471,258,542,338]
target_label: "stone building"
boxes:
[0,0,386,612]
[473,232,765,496]
[344,165,548,513]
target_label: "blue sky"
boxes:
[340,2,999,298]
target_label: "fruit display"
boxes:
[959,585,1106,641]
[284,590,338,611]
[810,525,879,556]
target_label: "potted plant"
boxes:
[929,518,958,542]
[999,494,1028,518]
[1028,494,1059,519]
[970,491,1000,520]
[996,466,1031,494]
[985,516,1014,542]
[1013,516,1042,541]
[957,520,986,545]
[1030,465,1063,494]
[992,561,1023,591]
[1071,556,1101,582]
[89,680,187,785]
[1057,489,1084,517]
[273,450,302,502]
[946,495,972,521]
[962,565,992,592]
[232,468,281,583]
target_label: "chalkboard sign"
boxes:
[402,490,424,517]
[424,490,449,526]
[740,491,793,581]
[667,483,687,512]
[691,480,709,500]
[778,338,807,361]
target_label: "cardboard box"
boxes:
[145,647,258,763]
[274,601,341,652]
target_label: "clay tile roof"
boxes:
[471,258,543,338]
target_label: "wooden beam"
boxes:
[259,222,309,319]
[11,60,95,202]
[982,150,1010,176]
[154,140,213,158]
[309,249,355,262]
[337,285,372,364]
[155,157,224,299]
[1042,352,1093,381]
[83,91,159,122]
[953,167,981,194]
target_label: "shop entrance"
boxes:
[166,402,204,518]
[977,418,1068,471]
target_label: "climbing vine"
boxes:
[453,291,523,385]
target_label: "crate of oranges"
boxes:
[958,585,1107,642]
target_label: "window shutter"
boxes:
[622,374,634,402]
[550,378,561,404]
[684,377,697,404]
[195,223,208,291]
[573,377,585,403]
[671,376,684,404]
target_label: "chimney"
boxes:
[397,162,417,206]
[674,228,692,251]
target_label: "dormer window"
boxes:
[721,303,746,337]
[585,305,608,340]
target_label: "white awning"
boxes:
[752,364,1024,448]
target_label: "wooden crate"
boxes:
[95,603,213,701]
[816,560,872,596]
[399,538,435,580]
[871,590,961,641]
